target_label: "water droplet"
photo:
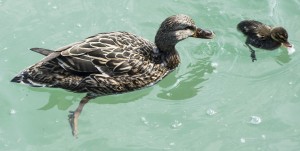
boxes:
[41,41,45,44]
[261,134,266,140]
[52,6,58,9]
[240,138,246,143]
[169,142,175,146]
[249,116,262,125]
[289,81,293,85]
[206,109,217,116]
[76,23,82,28]
[171,120,182,128]
[10,109,16,115]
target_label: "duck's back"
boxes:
[11,32,171,96]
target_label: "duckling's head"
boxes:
[271,27,292,48]
[155,14,214,52]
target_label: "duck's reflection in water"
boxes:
[157,57,215,100]
[33,57,214,110]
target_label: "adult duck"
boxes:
[237,20,292,62]
[11,14,214,137]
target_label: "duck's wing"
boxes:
[57,32,155,76]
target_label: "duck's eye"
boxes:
[184,26,195,30]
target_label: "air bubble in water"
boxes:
[249,116,262,125]
[141,117,149,125]
[211,62,218,68]
[171,120,182,128]
[10,109,16,115]
[240,138,246,143]
[206,109,217,116]
[76,23,82,28]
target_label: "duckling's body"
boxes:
[11,14,214,137]
[237,20,291,61]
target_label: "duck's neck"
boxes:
[155,31,181,69]
[156,43,180,70]
[163,49,180,70]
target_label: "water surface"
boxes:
[1,0,300,150]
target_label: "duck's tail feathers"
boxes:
[30,48,54,56]
[11,71,44,87]
[31,48,61,62]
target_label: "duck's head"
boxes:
[271,27,292,48]
[155,14,215,52]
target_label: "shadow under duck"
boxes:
[11,14,214,137]
[237,20,292,62]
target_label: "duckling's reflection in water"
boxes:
[274,49,292,65]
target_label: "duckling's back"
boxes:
[237,20,264,36]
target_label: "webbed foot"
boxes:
[67,94,94,138]
[251,52,257,62]
[68,111,79,138]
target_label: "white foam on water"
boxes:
[206,109,217,116]
[171,120,182,129]
[288,45,295,55]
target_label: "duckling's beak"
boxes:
[193,28,215,39]
[283,41,292,48]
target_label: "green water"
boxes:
[1,0,300,150]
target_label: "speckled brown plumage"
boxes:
[11,14,214,137]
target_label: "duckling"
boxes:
[237,20,292,62]
[10,14,214,137]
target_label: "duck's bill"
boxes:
[283,41,292,48]
[193,28,215,39]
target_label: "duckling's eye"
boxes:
[277,33,287,39]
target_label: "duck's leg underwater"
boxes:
[68,94,95,138]
[245,41,257,62]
